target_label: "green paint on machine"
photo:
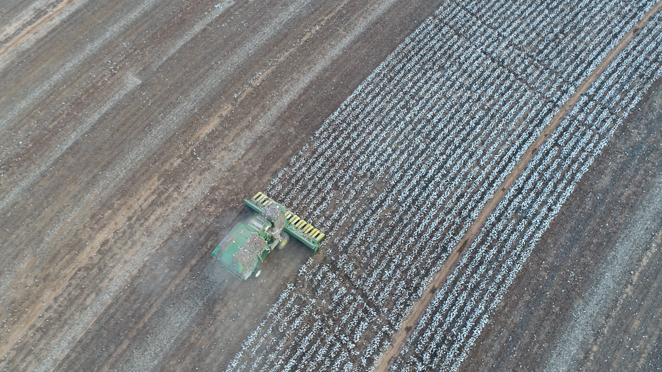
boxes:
[211,192,326,280]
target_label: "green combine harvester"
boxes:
[211,192,325,280]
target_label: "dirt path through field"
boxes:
[374,2,662,369]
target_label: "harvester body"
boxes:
[211,192,325,279]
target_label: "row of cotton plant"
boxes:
[269,18,447,202]
[229,3,662,372]
[389,12,662,371]
[394,125,591,369]
[334,67,544,300]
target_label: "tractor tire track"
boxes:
[0,0,83,68]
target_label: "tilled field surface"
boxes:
[0,0,443,370]
[2,0,662,371]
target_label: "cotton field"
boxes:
[227,0,662,370]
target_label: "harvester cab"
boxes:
[211,192,325,280]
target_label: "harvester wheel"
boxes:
[254,268,262,278]
[277,232,290,250]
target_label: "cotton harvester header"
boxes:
[211,192,325,280]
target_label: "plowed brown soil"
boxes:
[3,1,661,371]
[0,0,442,370]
